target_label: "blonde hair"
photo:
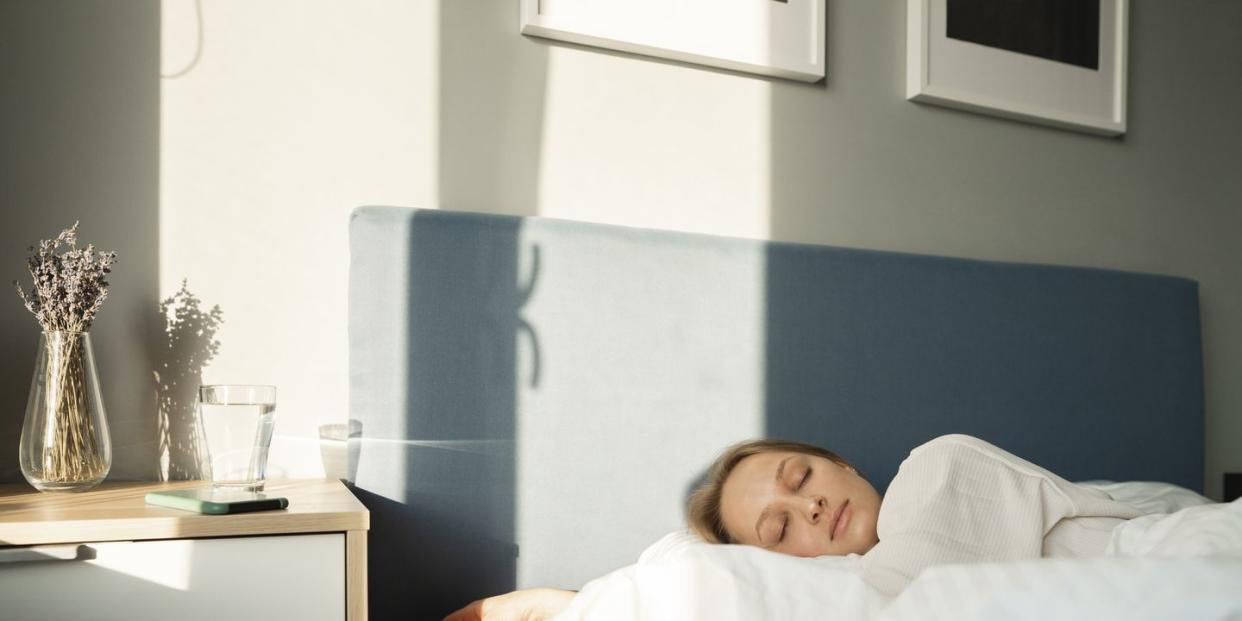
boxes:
[686,439,852,544]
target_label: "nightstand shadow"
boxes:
[349,485,517,621]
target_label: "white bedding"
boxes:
[554,488,1242,621]
[1079,479,1215,514]
[885,497,1242,620]
[555,532,886,621]
[879,557,1242,621]
[861,435,1146,596]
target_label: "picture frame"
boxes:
[906,0,1128,136]
[519,0,826,83]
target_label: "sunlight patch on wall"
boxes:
[159,0,440,478]
[534,44,773,240]
[512,222,767,587]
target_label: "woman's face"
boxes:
[719,451,880,557]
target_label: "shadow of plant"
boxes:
[153,280,222,480]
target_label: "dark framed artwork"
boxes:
[907,0,1128,135]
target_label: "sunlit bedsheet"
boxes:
[554,497,1242,621]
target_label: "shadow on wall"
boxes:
[153,281,222,481]
[350,211,536,621]
[437,0,548,217]
[0,1,161,483]
[349,0,551,618]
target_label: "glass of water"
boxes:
[198,385,277,490]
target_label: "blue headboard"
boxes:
[348,206,1204,620]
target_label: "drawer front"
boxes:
[0,533,344,621]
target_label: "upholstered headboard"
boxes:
[348,206,1204,620]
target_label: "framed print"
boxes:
[520,0,826,83]
[907,0,1128,135]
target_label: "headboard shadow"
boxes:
[349,206,1204,620]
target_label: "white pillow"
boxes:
[555,530,884,621]
[636,530,708,564]
[1077,480,1215,515]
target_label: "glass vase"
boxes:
[20,331,112,492]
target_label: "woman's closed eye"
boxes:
[778,470,812,543]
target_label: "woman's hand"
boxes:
[442,588,576,621]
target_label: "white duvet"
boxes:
[554,486,1242,621]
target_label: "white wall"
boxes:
[159,0,438,477]
[3,1,1236,498]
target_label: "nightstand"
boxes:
[0,479,369,621]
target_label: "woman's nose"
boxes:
[802,496,827,523]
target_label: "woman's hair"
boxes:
[686,439,852,544]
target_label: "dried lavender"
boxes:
[13,223,115,490]
[13,222,117,332]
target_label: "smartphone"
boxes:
[145,487,289,515]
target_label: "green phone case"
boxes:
[145,488,289,515]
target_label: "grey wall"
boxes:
[0,1,161,482]
[766,1,1242,498]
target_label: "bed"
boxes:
[347,206,1211,620]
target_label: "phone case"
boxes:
[145,488,289,515]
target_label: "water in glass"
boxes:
[199,385,276,490]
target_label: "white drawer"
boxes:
[0,533,344,621]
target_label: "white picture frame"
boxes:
[519,0,826,83]
[906,0,1128,135]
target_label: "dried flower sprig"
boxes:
[13,222,118,332]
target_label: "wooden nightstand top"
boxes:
[0,478,369,546]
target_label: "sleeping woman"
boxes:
[443,433,1145,621]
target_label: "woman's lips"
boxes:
[831,500,851,541]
